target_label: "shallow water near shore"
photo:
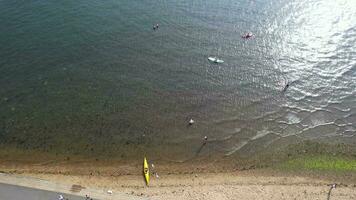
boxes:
[0,0,355,161]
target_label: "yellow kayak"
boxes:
[143,157,150,185]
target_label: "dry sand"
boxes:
[0,159,356,200]
[11,171,356,200]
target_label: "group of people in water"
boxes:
[152,24,290,92]
[153,23,159,30]
[153,22,254,39]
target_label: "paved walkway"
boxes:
[0,173,147,200]
[0,182,92,200]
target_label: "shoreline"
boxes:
[1,143,356,199]
[1,141,356,178]
[1,141,356,199]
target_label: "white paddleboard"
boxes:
[208,57,224,63]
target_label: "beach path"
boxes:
[0,173,147,200]
[0,182,93,200]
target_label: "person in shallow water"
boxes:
[283,82,290,92]
[203,136,208,144]
[189,119,195,125]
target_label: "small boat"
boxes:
[208,57,224,63]
[242,32,253,39]
[143,157,150,185]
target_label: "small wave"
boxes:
[225,140,249,156]
[277,113,301,125]
[251,129,271,140]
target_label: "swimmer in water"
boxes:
[153,23,159,30]
[283,82,290,92]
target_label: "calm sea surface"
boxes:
[0,0,355,161]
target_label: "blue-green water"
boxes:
[0,0,355,161]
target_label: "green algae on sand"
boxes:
[280,155,356,172]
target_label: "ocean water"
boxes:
[0,0,355,161]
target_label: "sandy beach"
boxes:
[1,159,356,200]
[1,141,356,199]
[2,171,356,200]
